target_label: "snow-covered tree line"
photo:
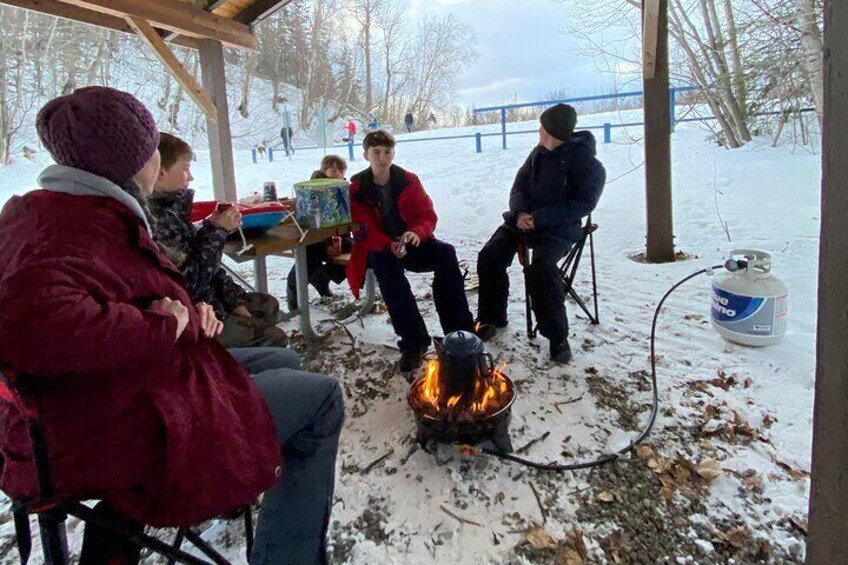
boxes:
[558,0,823,148]
[0,0,478,164]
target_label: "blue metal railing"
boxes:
[472,86,697,151]
[250,87,815,161]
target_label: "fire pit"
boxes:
[407,331,516,452]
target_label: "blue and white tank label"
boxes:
[711,284,787,336]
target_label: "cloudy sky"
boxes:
[407,0,639,108]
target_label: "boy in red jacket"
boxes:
[346,130,494,372]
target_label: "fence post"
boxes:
[475,132,482,153]
[500,107,507,150]
[348,139,355,161]
[669,87,677,129]
[603,123,612,144]
[268,146,274,162]
[251,148,257,163]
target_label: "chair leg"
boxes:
[167,530,186,565]
[37,509,68,565]
[67,502,212,565]
[243,506,254,562]
[519,243,536,338]
[13,509,33,565]
[588,224,600,325]
[182,529,231,565]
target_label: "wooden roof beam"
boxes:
[56,0,257,50]
[1,0,199,49]
[126,16,218,123]
[232,0,294,25]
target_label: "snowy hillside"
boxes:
[0,112,820,564]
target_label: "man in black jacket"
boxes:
[476,104,606,363]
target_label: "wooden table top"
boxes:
[224,219,360,259]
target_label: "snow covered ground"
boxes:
[0,111,820,563]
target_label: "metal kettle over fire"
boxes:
[433,331,495,399]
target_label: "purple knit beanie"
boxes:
[36,86,159,185]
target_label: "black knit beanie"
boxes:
[540,104,577,141]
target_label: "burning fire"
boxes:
[411,359,512,421]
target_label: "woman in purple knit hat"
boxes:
[0,86,343,565]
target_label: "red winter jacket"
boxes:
[346,165,437,297]
[0,183,279,527]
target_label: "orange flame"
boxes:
[412,359,512,420]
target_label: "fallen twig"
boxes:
[400,443,419,465]
[553,395,584,414]
[529,481,547,524]
[332,320,358,351]
[517,431,551,455]
[439,504,483,527]
[555,395,583,408]
[363,449,394,474]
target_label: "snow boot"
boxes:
[550,338,572,364]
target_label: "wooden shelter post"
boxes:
[808,0,848,561]
[642,0,675,262]
[199,39,237,201]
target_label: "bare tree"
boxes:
[403,14,477,129]
[558,0,823,148]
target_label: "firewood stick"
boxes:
[439,504,483,527]
[529,481,547,524]
[363,449,394,474]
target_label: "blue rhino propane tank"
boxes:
[710,250,788,346]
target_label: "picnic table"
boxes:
[224,219,375,341]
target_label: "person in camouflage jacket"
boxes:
[150,133,288,348]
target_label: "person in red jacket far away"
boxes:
[345,129,495,372]
[345,119,357,144]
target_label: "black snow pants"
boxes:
[476,225,573,342]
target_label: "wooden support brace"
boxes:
[643,0,660,80]
[126,16,218,123]
[56,0,256,50]
[1,0,199,49]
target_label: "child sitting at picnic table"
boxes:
[149,132,289,348]
[285,154,353,310]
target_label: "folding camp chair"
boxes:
[0,368,253,565]
[520,215,600,338]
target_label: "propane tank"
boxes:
[710,249,788,346]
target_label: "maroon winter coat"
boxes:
[0,189,280,527]
[346,165,437,297]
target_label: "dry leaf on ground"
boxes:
[597,491,616,503]
[556,542,584,565]
[527,526,557,550]
[696,458,724,480]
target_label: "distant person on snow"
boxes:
[346,129,495,372]
[280,125,295,156]
[345,119,357,144]
[404,111,414,133]
[476,104,605,364]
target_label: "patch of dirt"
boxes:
[628,250,698,263]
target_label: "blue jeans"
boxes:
[228,348,344,565]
